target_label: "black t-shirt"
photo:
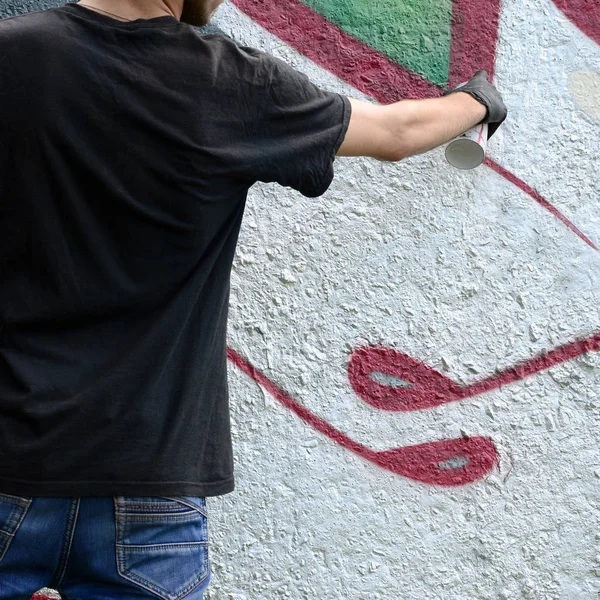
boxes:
[0,3,351,497]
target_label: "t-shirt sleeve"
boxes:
[232,48,352,198]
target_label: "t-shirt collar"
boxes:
[61,2,180,28]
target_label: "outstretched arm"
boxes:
[337,93,487,161]
[337,71,507,162]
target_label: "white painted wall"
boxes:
[205,1,600,598]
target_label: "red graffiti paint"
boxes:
[227,332,598,485]
[349,332,600,411]
[484,159,597,249]
[552,0,600,46]
[350,347,465,411]
[232,0,434,103]
[227,347,498,486]
[448,0,501,88]
[231,0,598,251]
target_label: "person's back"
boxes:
[0,2,505,598]
[0,2,350,499]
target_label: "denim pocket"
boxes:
[0,493,32,563]
[114,497,209,600]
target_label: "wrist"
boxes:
[455,90,488,124]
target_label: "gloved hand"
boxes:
[443,70,507,139]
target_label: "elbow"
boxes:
[379,120,411,161]
[380,101,415,162]
[388,146,408,162]
[378,140,409,162]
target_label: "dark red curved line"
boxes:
[466,330,600,397]
[227,346,369,457]
[349,331,600,411]
[231,0,598,251]
[485,158,598,250]
[226,347,498,485]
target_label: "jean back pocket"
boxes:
[114,496,209,600]
[0,493,32,563]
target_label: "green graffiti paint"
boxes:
[299,0,452,86]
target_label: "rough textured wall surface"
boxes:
[3,0,600,599]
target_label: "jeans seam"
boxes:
[162,497,207,518]
[0,496,32,563]
[115,497,207,519]
[49,498,80,590]
[116,541,209,549]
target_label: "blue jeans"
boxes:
[0,494,210,600]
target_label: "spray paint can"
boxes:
[445,82,488,170]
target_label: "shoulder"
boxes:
[190,33,287,89]
[0,6,64,34]
[195,33,263,58]
[196,34,274,68]
[0,8,65,55]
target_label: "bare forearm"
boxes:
[385,92,487,160]
[339,92,490,161]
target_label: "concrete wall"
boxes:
[4,0,600,598]
[209,1,600,598]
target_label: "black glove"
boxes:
[443,70,507,139]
